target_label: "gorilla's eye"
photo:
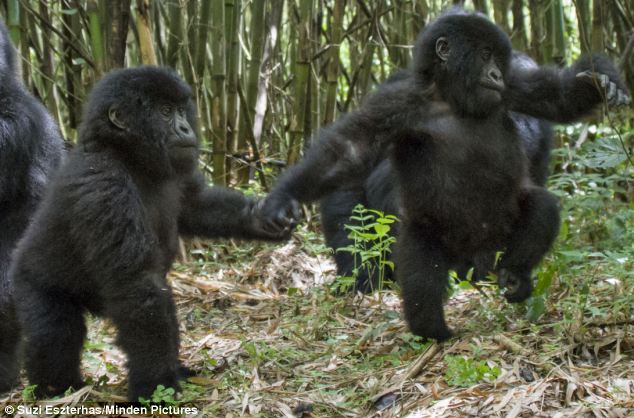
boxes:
[177,106,186,115]
[160,104,172,117]
[481,48,492,61]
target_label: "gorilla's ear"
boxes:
[108,105,127,130]
[436,37,450,62]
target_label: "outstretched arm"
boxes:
[272,112,382,204]
[178,172,294,241]
[505,54,630,123]
[260,80,417,228]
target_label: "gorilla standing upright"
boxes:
[261,10,630,341]
[321,53,554,293]
[8,67,294,401]
[0,21,65,392]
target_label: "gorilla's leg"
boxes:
[321,189,376,293]
[0,239,20,392]
[17,286,86,397]
[105,275,181,401]
[498,187,560,302]
[0,305,20,393]
[165,289,194,379]
[397,222,452,341]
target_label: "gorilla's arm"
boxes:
[178,173,291,241]
[505,54,630,123]
[267,81,416,205]
[270,113,380,203]
[260,82,417,228]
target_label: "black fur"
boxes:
[9,67,291,401]
[262,10,628,341]
[321,53,554,293]
[0,21,65,393]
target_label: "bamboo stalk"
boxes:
[287,0,313,165]
[211,0,227,186]
[236,0,267,184]
[225,0,241,184]
[135,0,157,65]
[87,0,105,76]
[323,0,346,125]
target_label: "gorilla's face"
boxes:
[159,102,199,174]
[105,97,199,176]
[421,14,512,118]
[473,45,505,108]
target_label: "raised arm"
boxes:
[178,172,293,241]
[505,54,630,123]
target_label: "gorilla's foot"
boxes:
[498,268,533,303]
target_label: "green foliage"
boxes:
[21,384,37,402]
[332,204,398,293]
[444,355,501,387]
[520,123,634,323]
[139,384,179,406]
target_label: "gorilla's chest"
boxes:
[394,110,526,236]
[141,181,181,269]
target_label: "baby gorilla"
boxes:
[9,67,293,401]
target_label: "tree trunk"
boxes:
[166,0,183,68]
[211,0,227,186]
[550,0,566,65]
[106,0,131,69]
[511,0,527,51]
[492,0,511,34]
[287,0,313,165]
[135,0,157,65]
[575,0,591,54]
[225,0,242,184]
[236,0,267,184]
[590,0,604,52]
[87,0,105,76]
[324,0,345,126]
[194,0,212,78]
[38,0,59,122]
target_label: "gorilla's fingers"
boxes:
[606,81,617,103]
[618,90,631,107]
[599,73,609,89]
[575,71,632,108]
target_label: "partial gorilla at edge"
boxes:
[0,20,65,393]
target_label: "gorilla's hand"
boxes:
[573,55,631,108]
[576,71,631,107]
[248,194,300,241]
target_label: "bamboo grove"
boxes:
[1,0,632,188]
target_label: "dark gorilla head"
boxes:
[79,67,199,177]
[412,9,512,117]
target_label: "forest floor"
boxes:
[1,224,633,417]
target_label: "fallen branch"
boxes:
[493,334,528,355]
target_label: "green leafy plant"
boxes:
[444,355,501,387]
[333,204,398,293]
[139,384,179,406]
[21,384,37,402]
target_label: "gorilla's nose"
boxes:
[489,69,502,82]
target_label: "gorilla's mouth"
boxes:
[479,80,504,92]
[169,142,197,150]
